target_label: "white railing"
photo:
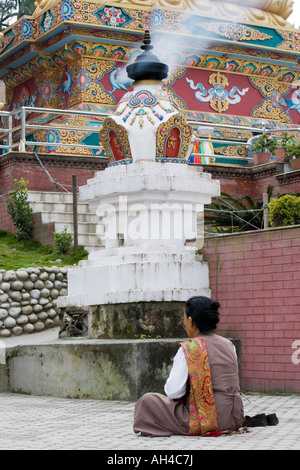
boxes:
[0,106,299,162]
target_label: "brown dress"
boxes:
[133,332,245,436]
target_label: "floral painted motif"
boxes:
[60,0,75,20]
[199,22,272,42]
[76,69,92,90]
[181,337,218,436]
[41,80,57,101]
[45,129,60,151]
[92,6,133,27]
[21,20,33,39]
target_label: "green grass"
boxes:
[0,230,89,271]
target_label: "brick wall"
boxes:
[0,196,14,232]
[0,152,107,233]
[205,162,300,201]
[203,226,300,393]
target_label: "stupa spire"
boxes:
[126,30,169,82]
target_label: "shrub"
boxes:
[250,133,278,156]
[205,186,274,233]
[53,225,74,255]
[269,195,300,227]
[6,178,33,241]
[285,141,300,159]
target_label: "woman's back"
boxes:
[200,332,244,431]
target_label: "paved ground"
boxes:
[1,389,299,450]
[1,328,300,451]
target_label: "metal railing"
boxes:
[0,106,299,162]
[0,106,109,155]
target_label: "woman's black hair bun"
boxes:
[205,310,220,327]
[209,300,220,312]
[185,296,220,332]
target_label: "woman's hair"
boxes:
[185,296,220,332]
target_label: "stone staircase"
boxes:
[27,191,104,253]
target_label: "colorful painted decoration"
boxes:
[101,118,132,164]
[21,20,33,39]
[279,88,300,115]
[92,6,133,27]
[60,71,72,97]
[128,91,158,108]
[76,69,92,90]
[45,129,60,150]
[109,66,132,92]
[199,22,273,42]
[186,72,249,113]
[12,88,37,120]
[1,0,299,160]
[41,80,57,101]
[40,10,54,33]
[151,9,165,29]
[60,0,75,20]
[0,35,14,54]
[156,114,192,161]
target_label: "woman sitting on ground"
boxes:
[133,296,245,437]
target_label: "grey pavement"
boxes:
[1,389,299,450]
[1,329,300,450]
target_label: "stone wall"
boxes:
[0,267,67,337]
[1,338,241,399]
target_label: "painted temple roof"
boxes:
[0,0,299,161]
[0,1,299,87]
[30,1,297,27]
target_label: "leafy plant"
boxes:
[0,0,35,30]
[250,133,278,156]
[6,178,33,241]
[205,186,274,233]
[53,225,74,255]
[269,195,300,227]
[276,132,290,147]
[285,141,300,159]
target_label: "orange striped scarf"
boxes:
[181,337,219,436]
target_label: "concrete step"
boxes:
[28,191,104,252]
[40,211,99,224]
[77,233,101,245]
[28,191,77,204]
[28,202,90,214]
[52,221,100,235]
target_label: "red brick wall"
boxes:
[0,152,107,233]
[0,196,14,232]
[203,226,300,393]
[205,162,300,201]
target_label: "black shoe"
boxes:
[267,413,279,426]
[243,414,268,427]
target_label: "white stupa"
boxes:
[58,32,220,338]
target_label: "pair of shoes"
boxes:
[243,413,279,427]
[243,414,267,427]
[266,413,279,426]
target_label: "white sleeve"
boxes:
[164,347,189,399]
